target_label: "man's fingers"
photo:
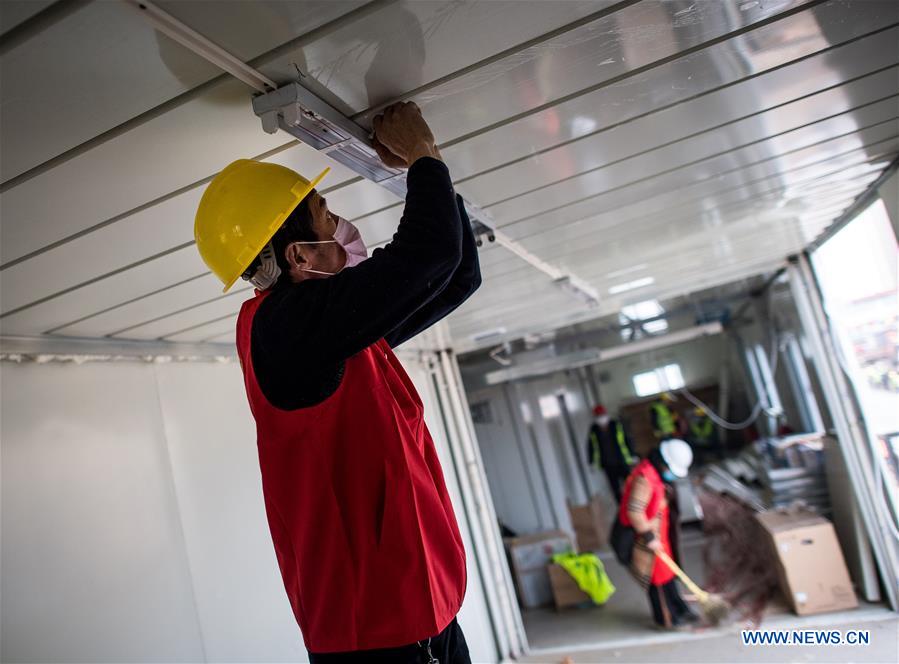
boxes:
[372,136,407,169]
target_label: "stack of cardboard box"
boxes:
[504,530,573,608]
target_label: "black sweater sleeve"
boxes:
[384,195,481,348]
[250,157,463,410]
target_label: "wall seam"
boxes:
[149,363,210,662]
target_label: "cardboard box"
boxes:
[504,530,574,608]
[548,563,591,609]
[567,495,607,552]
[755,508,858,616]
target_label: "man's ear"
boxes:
[284,242,308,269]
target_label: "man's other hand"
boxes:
[372,102,442,168]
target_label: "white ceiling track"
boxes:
[127,0,600,308]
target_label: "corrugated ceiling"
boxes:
[1,0,897,352]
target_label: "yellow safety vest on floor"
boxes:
[552,552,616,605]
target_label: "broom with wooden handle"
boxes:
[656,549,730,625]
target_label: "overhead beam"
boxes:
[0,334,235,359]
[483,321,724,384]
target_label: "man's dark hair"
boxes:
[243,196,316,288]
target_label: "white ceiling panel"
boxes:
[168,319,240,344]
[0,245,203,337]
[0,77,289,266]
[480,105,899,225]
[358,0,820,136]
[496,131,897,242]
[1,0,896,352]
[442,23,899,184]
[0,140,360,316]
[154,1,367,62]
[54,274,226,339]
[0,1,55,34]
[501,146,891,245]
[261,0,612,115]
[0,1,366,182]
[111,286,253,341]
[481,146,893,277]
[458,67,898,205]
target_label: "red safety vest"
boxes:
[619,459,674,585]
[236,290,466,653]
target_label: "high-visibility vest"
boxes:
[651,402,676,436]
[591,422,634,468]
[551,551,616,604]
[690,416,714,442]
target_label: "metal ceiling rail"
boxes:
[127,0,600,307]
[0,333,235,359]
[809,154,899,250]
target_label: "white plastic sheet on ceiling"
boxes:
[0,0,897,351]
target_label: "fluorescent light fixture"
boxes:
[608,276,655,295]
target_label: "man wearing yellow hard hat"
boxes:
[195,102,479,663]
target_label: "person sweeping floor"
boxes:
[618,439,700,629]
[194,102,479,662]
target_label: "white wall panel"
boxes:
[2,354,501,662]
[153,362,306,662]
[0,362,205,663]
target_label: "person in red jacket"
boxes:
[194,102,479,662]
[619,439,697,629]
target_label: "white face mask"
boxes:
[297,216,368,276]
[596,415,610,427]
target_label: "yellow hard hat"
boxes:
[194,159,329,292]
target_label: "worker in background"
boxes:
[586,404,636,502]
[619,439,697,629]
[194,102,478,663]
[650,392,685,441]
[687,406,719,464]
